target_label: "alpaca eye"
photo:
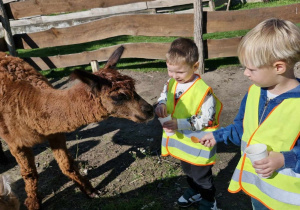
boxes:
[111,93,128,104]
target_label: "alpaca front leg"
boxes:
[48,134,100,198]
[9,146,40,210]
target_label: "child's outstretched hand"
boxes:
[155,104,168,118]
[162,119,178,132]
[252,151,284,178]
[199,133,216,147]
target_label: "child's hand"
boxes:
[252,151,284,178]
[162,119,178,131]
[199,133,216,147]
[162,118,177,132]
[155,104,168,118]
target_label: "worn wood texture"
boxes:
[206,37,241,58]
[8,0,154,19]
[146,0,210,8]
[14,14,193,49]
[0,0,16,55]
[14,3,300,50]
[194,0,204,74]
[25,43,171,70]
[206,3,300,33]
[23,38,239,71]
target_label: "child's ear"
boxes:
[193,62,199,72]
[273,61,287,75]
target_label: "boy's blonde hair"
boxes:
[238,18,300,69]
[166,38,199,67]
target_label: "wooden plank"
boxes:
[2,3,153,37]
[14,14,194,49]
[206,3,300,33]
[147,0,210,8]
[0,0,16,55]
[90,60,100,72]
[147,0,193,8]
[3,0,16,4]
[194,0,205,74]
[8,0,154,19]
[13,4,300,49]
[25,43,171,70]
[10,2,148,26]
[23,37,240,71]
[206,37,241,59]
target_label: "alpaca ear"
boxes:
[103,46,124,70]
[70,69,110,91]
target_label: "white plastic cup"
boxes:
[244,144,270,178]
[158,114,175,136]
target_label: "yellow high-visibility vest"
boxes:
[161,76,222,165]
[228,85,300,209]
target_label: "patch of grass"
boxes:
[231,0,300,10]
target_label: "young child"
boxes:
[0,175,20,210]
[199,18,300,210]
[155,37,222,210]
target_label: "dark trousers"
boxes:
[181,160,216,202]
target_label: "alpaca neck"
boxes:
[32,84,108,135]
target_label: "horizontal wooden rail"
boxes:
[24,38,241,70]
[12,4,300,50]
[8,0,153,19]
[14,14,194,49]
[206,3,300,33]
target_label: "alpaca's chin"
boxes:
[133,113,154,123]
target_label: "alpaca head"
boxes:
[0,175,20,210]
[70,46,154,122]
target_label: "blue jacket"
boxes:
[213,83,300,173]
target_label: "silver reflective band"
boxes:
[162,137,216,159]
[231,169,300,205]
[241,140,247,154]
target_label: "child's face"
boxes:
[243,65,277,88]
[167,62,197,84]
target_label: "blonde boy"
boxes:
[155,38,222,210]
[200,18,300,209]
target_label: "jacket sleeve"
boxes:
[281,140,300,173]
[212,93,248,146]
[157,79,170,105]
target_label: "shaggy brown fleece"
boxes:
[0,46,153,210]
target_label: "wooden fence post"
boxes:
[90,60,99,73]
[194,0,205,74]
[0,0,16,56]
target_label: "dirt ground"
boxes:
[1,65,299,210]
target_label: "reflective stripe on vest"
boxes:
[161,76,222,165]
[228,85,300,209]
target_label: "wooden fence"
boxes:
[0,0,300,71]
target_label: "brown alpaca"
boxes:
[0,46,153,210]
[0,175,20,210]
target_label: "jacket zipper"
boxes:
[259,98,270,125]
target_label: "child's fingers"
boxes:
[204,141,212,147]
[163,109,168,117]
[253,158,268,166]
